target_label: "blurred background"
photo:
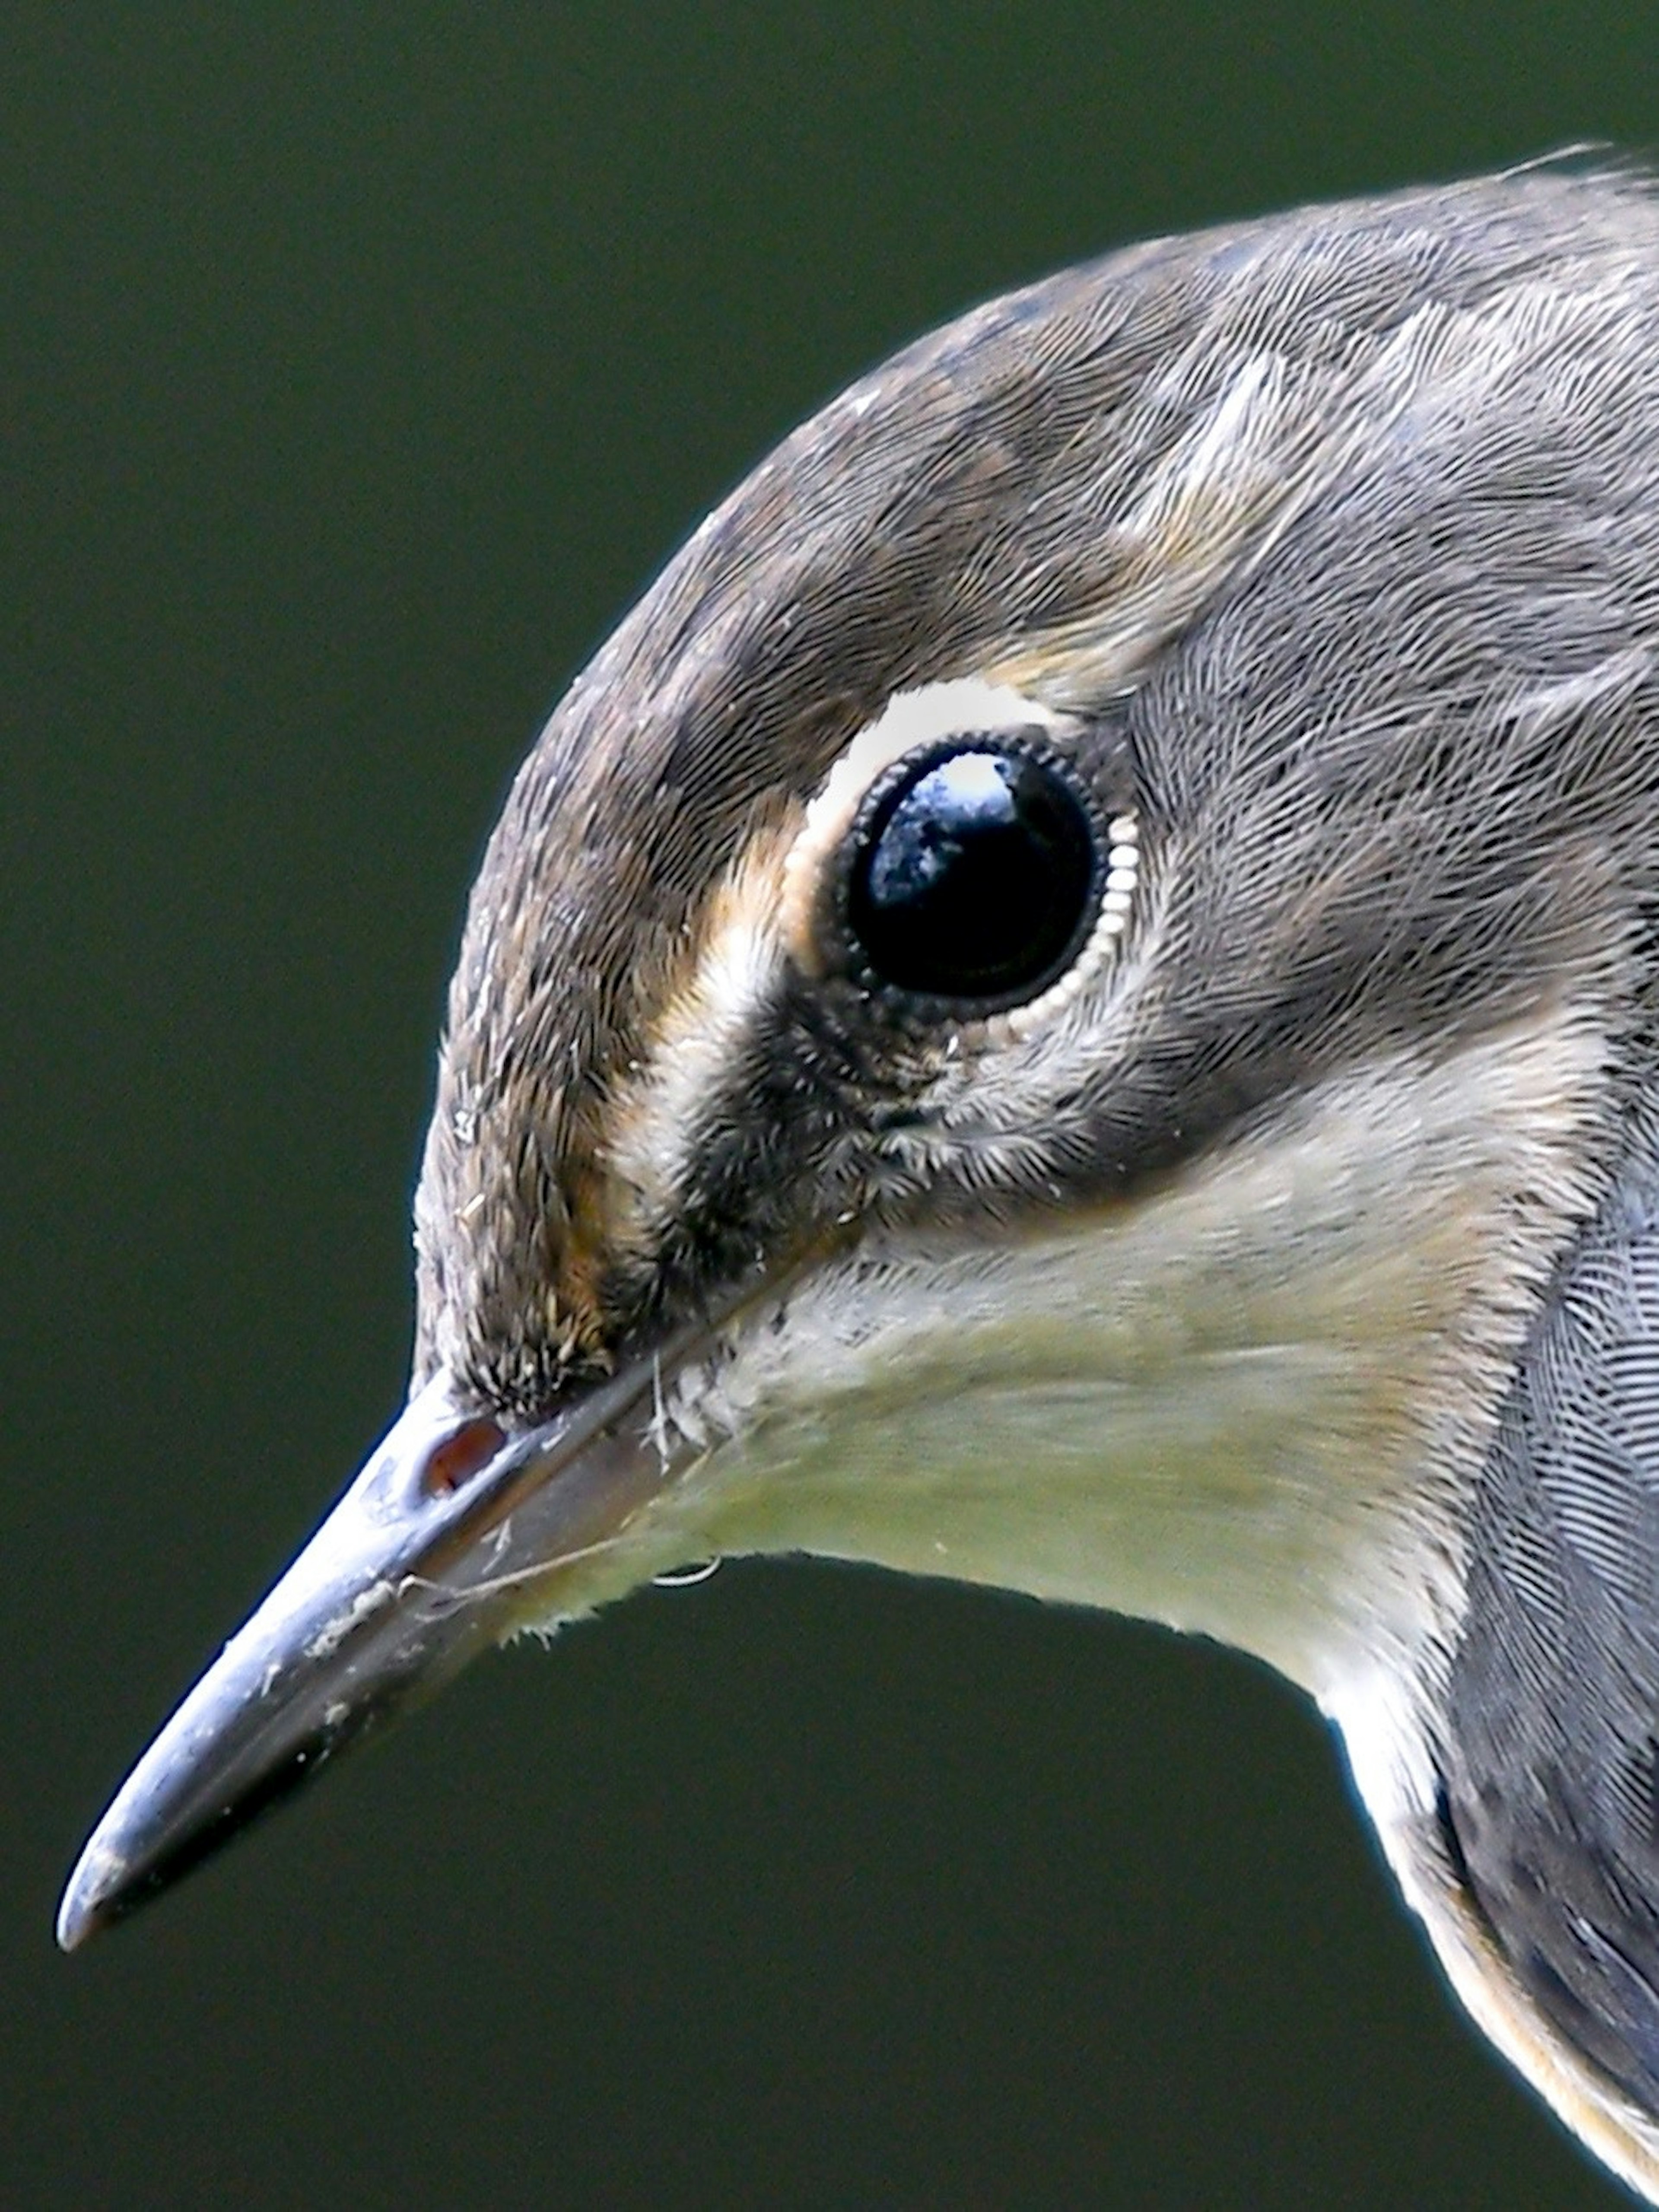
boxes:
[6,5,1657,2206]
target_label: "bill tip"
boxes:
[56,1840,129,1953]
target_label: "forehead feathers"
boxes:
[413,169,1659,1405]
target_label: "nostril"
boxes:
[420,1416,507,1497]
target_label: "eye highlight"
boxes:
[840,734,1104,1014]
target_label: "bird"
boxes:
[56,162,1659,2203]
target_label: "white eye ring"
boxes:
[1102,814,1141,925]
[779,677,1081,977]
[977,806,1138,1045]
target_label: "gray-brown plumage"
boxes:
[59,164,1659,2201]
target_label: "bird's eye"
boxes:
[841,735,1104,1012]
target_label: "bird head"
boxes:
[60,166,1659,2203]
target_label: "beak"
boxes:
[57,1353,693,1951]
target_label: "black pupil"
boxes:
[846,742,1098,1006]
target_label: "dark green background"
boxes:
[6,6,1655,2206]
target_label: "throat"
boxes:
[701,1294,1464,1696]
